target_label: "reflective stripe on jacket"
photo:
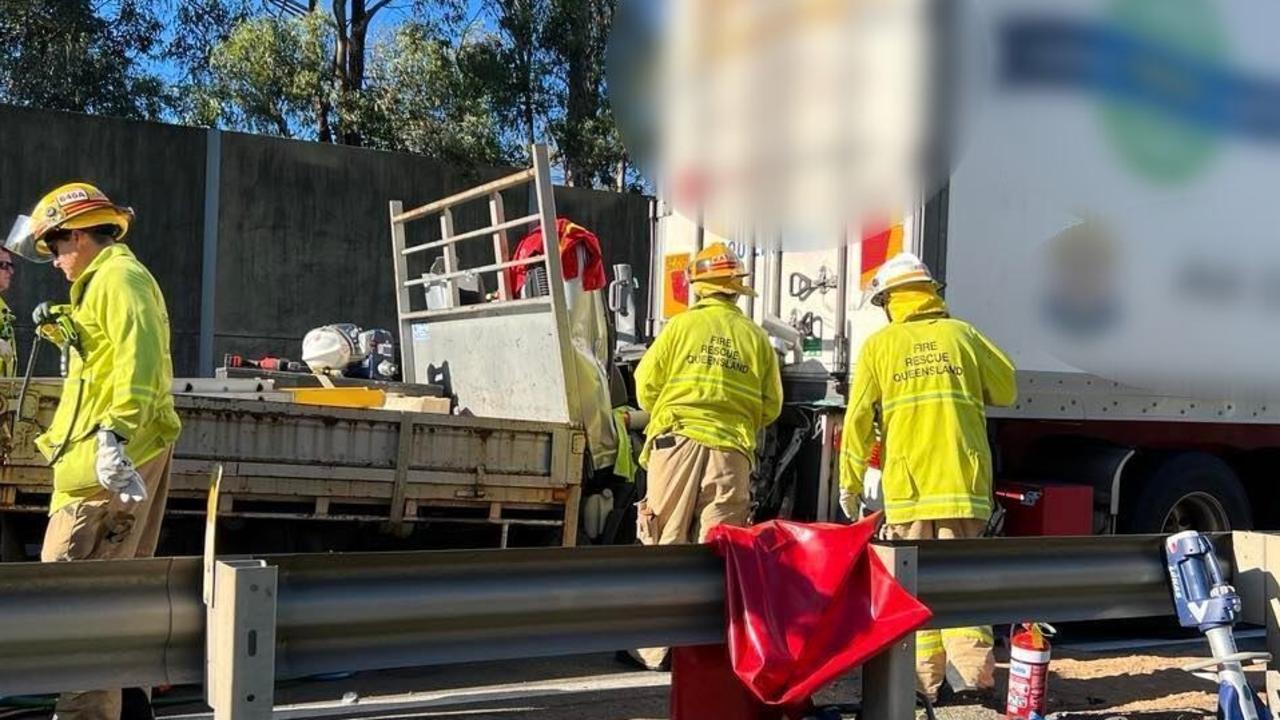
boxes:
[840,287,1016,524]
[36,244,181,513]
[635,295,782,467]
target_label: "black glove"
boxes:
[32,301,57,327]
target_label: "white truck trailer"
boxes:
[648,0,1280,536]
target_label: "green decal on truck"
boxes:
[1099,0,1228,185]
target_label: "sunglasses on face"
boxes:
[0,262,14,272]
[45,230,74,258]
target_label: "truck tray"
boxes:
[0,379,585,547]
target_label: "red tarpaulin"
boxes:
[671,515,932,719]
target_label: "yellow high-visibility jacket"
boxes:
[36,244,181,514]
[0,296,17,377]
[840,287,1016,524]
[635,295,782,467]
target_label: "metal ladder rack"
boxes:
[388,144,584,427]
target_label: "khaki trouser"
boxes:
[42,446,174,720]
[632,435,751,669]
[882,518,995,700]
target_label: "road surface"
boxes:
[147,638,1255,720]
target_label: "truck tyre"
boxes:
[1119,453,1251,534]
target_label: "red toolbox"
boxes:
[995,481,1094,536]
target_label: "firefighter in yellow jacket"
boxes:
[840,252,1016,704]
[7,183,181,720]
[629,242,782,669]
[0,247,18,377]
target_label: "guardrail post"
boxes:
[862,544,918,720]
[206,559,278,720]
[1232,531,1280,710]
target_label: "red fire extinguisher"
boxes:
[1005,622,1056,719]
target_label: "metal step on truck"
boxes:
[0,145,630,560]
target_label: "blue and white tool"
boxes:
[1165,530,1272,720]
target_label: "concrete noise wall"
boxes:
[0,105,207,375]
[0,105,653,376]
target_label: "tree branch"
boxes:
[332,0,348,34]
[265,0,310,16]
[365,0,396,19]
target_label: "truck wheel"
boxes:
[1120,453,1251,534]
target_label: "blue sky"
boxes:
[369,0,491,40]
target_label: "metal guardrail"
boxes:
[0,534,1214,697]
[915,533,1217,628]
[0,556,204,694]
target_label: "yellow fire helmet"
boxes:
[689,242,748,281]
[688,242,756,297]
[6,182,134,263]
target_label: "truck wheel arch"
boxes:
[1117,452,1252,534]
[1014,436,1136,533]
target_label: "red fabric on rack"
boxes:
[507,218,607,295]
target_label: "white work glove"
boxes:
[839,488,860,521]
[95,429,147,503]
[862,467,884,514]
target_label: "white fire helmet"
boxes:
[866,252,939,307]
[302,324,363,373]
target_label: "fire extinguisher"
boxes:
[1005,622,1056,720]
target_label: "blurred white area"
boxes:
[948,0,1280,398]
[622,0,1280,398]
